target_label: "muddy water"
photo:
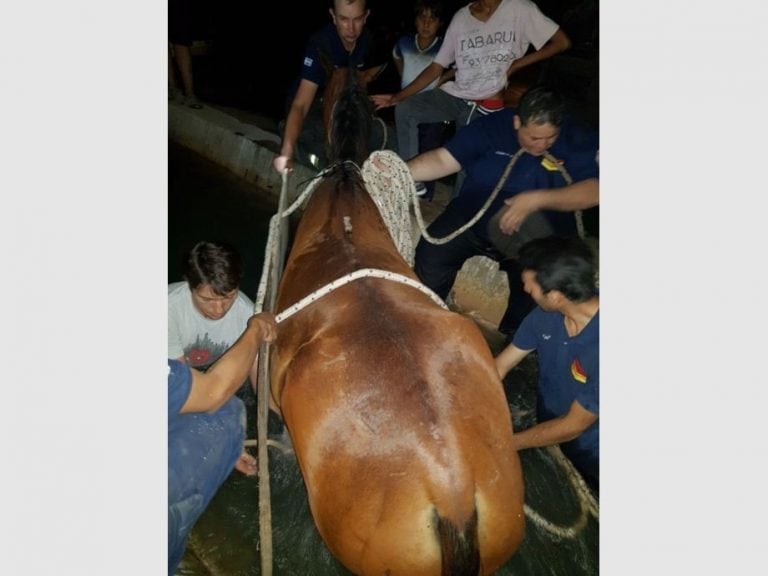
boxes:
[169,142,598,576]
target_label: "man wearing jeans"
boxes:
[168,312,277,574]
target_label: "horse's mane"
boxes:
[328,68,373,166]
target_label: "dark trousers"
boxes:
[417,122,451,197]
[414,202,541,337]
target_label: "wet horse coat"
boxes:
[271,71,524,575]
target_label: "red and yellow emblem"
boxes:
[571,357,587,384]
[541,156,564,171]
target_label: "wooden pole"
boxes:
[256,170,291,576]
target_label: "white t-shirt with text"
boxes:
[434,0,558,100]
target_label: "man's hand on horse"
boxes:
[248,312,278,343]
[370,94,396,110]
[273,154,293,175]
[498,192,542,234]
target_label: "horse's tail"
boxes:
[436,508,480,576]
[329,67,373,166]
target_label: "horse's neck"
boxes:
[294,178,403,271]
[314,180,382,240]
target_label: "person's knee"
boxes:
[219,396,247,440]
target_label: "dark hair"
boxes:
[518,236,596,302]
[415,0,444,21]
[517,85,566,128]
[331,0,367,11]
[183,241,243,295]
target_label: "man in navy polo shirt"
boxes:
[408,85,599,338]
[273,0,387,173]
[495,236,599,490]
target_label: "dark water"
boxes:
[169,141,598,575]
[168,142,275,298]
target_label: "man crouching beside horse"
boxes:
[270,68,524,575]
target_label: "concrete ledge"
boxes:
[169,101,317,202]
[169,101,511,329]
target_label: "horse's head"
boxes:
[322,67,374,166]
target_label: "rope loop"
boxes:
[523,445,599,540]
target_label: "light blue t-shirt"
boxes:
[393,34,443,91]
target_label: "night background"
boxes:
[183,0,598,127]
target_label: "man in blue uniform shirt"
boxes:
[495,236,599,490]
[408,85,599,338]
[273,0,387,173]
[168,312,277,574]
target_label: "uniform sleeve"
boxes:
[511,309,540,351]
[560,120,599,182]
[300,33,325,86]
[443,113,497,169]
[575,358,599,415]
[168,359,192,417]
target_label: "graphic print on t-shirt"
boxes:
[184,333,231,371]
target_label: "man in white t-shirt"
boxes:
[168,241,259,475]
[371,0,570,188]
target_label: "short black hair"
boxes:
[518,236,596,302]
[183,241,243,295]
[517,85,566,128]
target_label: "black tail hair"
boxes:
[436,509,480,576]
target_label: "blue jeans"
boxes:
[168,395,245,573]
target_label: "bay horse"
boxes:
[271,70,524,575]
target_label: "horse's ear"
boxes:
[359,64,386,88]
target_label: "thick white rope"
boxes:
[522,445,599,540]
[276,268,447,323]
[374,115,387,150]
